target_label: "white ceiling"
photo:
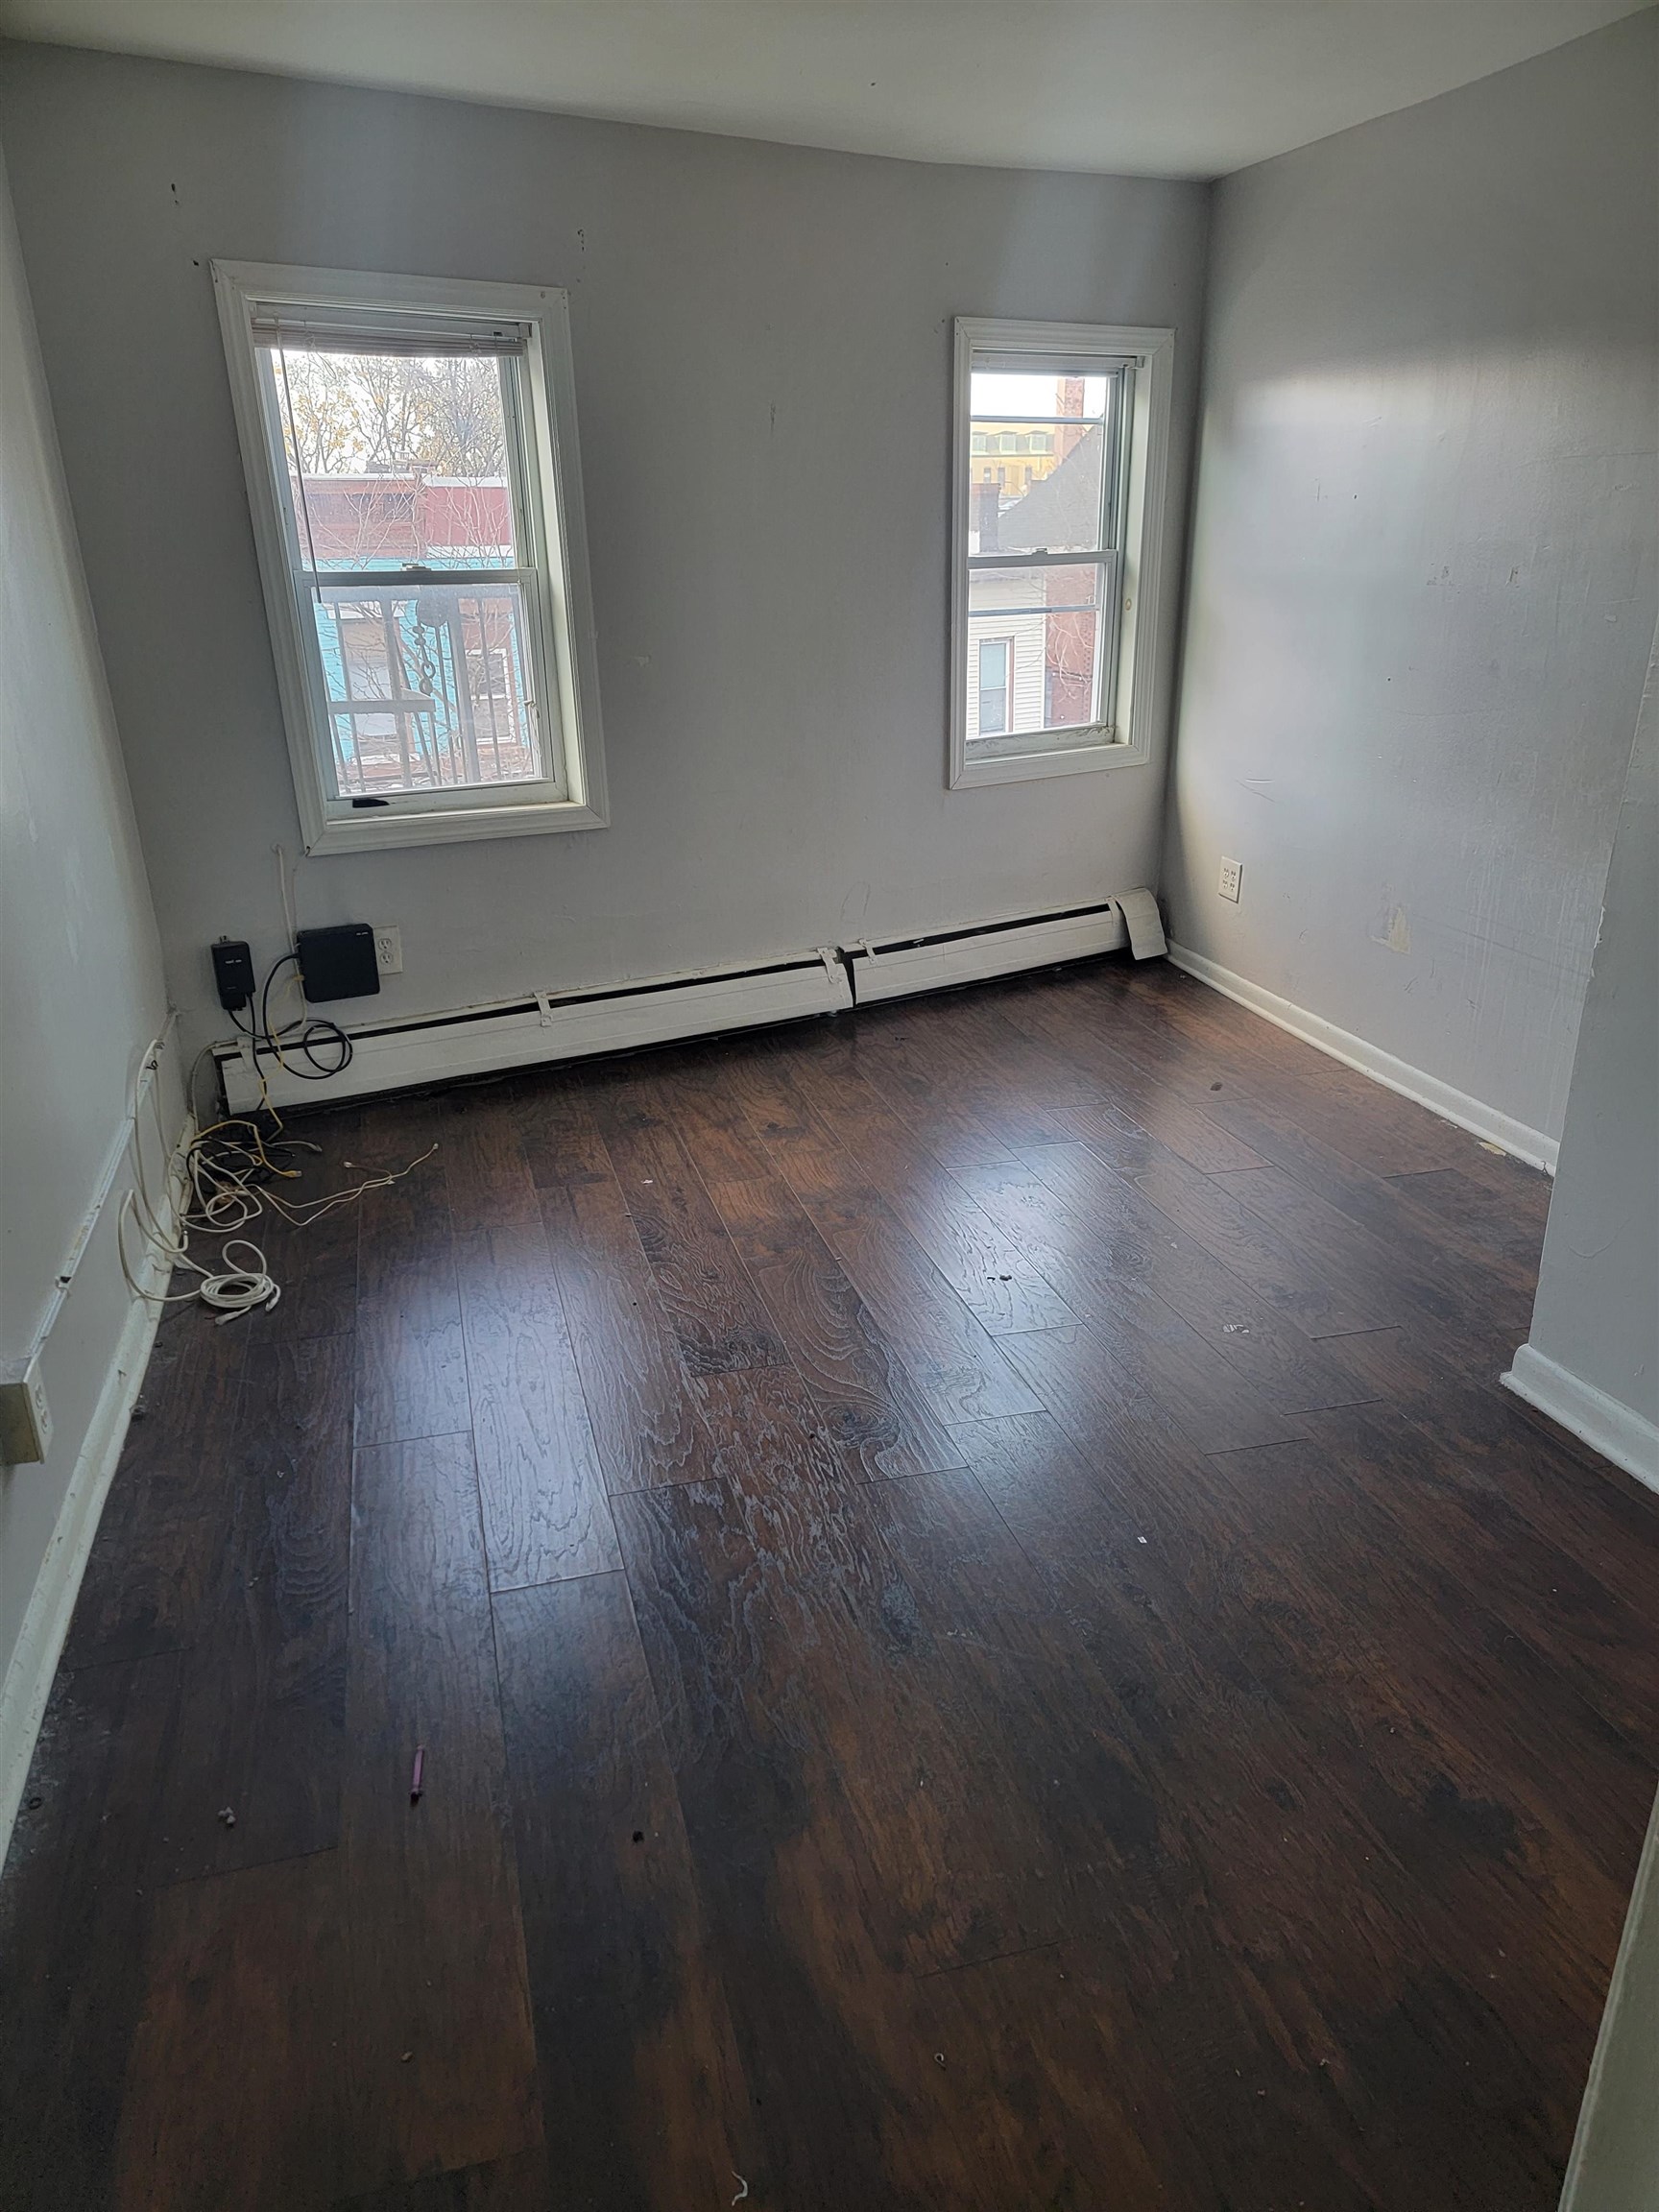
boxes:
[0,0,1646,179]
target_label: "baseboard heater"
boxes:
[216,950,853,1113]
[846,898,1136,1004]
[215,893,1164,1112]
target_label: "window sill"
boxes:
[304,795,608,855]
[950,737,1147,790]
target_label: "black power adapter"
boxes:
[211,938,255,1013]
[295,923,381,1003]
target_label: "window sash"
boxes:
[964,548,1121,748]
[307,577,553,807]
[252,333,570,811]
[959,350,1133,756]
[965,547,1119,622]
[297,565,536,589]
[962,356,1131,750]
[965,359,1130,565]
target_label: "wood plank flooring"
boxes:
[3,956,1655,2210]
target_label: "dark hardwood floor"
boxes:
[3,956,1654,2209]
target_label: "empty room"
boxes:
[1,0,1655,2204]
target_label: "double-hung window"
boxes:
[214,262,605,853]
[950,319,1173,788]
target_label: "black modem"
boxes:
[296,923,381,1003]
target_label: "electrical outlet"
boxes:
[1217,857,1243,903]
[373,926,403,975]
[0,1352,52,1465]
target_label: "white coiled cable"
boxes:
[195,1238,281,1325]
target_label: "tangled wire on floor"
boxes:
[118,1043,434,1325]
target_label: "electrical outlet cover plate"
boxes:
[373,926,403,975]
[0,1352,53,1465]
[1218,857,1243,903]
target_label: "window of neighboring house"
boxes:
[950,318,1174,788]
[976,637,1012,737]
[213,261,606,854]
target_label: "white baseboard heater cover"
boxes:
[847,900,1132,1005]
[217,951,853,1113]
[215,895,1161,1111]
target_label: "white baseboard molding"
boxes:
[1167,944,1558,1173]
[0,1129,187,1859]
[1501,1342,1659,1494]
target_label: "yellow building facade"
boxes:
[969,421,1063,498]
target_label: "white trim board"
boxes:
[1167,944,1558,1173]
[1502,1343,1659,1496]
[0,1125,189,1860]
[10,1011,177,1373]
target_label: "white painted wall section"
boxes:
[0,42,1207,1069]
[1166,12,1658,1147]
[1503,631,1659,1489]
[0,130,180,1843]
[1560,1785,1659,2212]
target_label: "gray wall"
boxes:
[1561,1785,1659,2212]
[1518,639,1657,2203]
[0,43,1208,1062]
[0,133,174,1734]
[1519,632,1658,1438]
[1165,12,1658,1146]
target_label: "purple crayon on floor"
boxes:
[410,1744,424,1804]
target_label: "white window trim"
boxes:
[949,317,1174,791]
[212,260,607,855]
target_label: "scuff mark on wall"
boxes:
[1372,902,1412,954]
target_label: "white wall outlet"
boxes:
[1217,857,1243,903]
[0,1351,53,1465]
[373,926,403,975]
